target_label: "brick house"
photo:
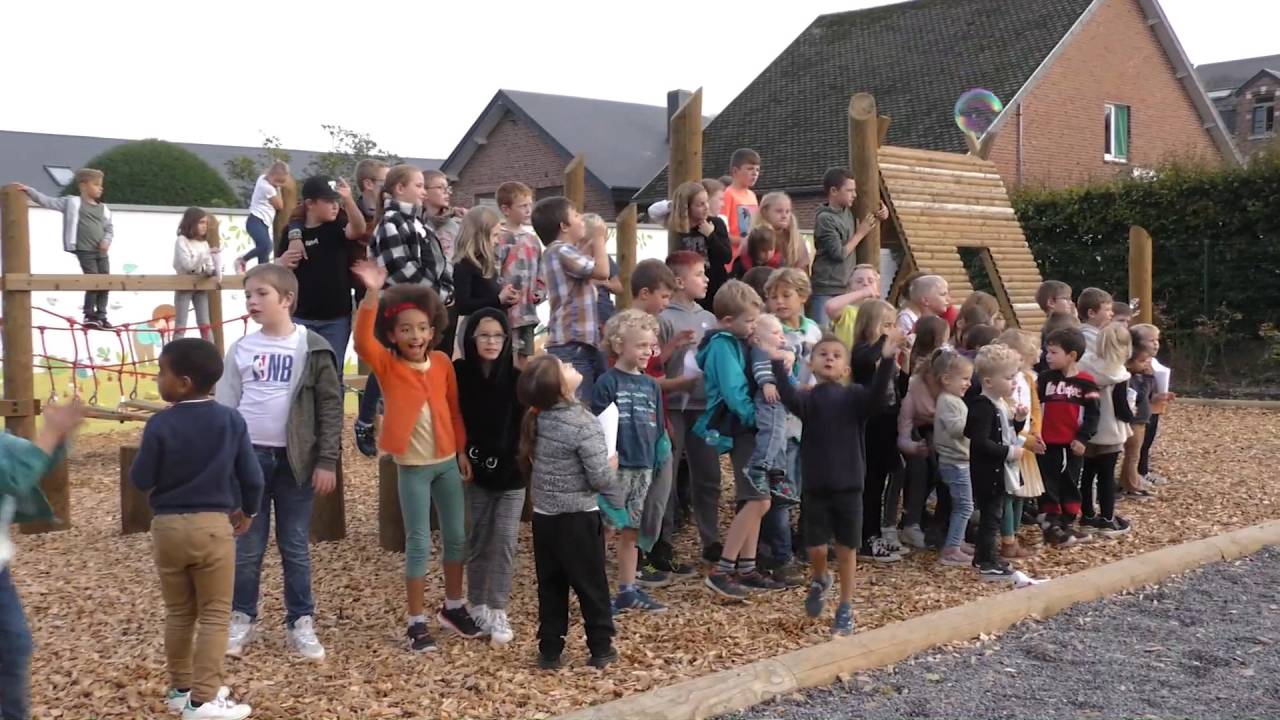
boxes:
[636,0,1238,228]
[1197,54,1280,160]
[443,90,701,221]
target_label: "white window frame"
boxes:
[1250,97,1275,139]
[44,166,75,186]
[1104,103,1130,163]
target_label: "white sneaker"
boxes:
[167,688,191,714]
[489,609,514,646]
[469,604,492,635]
[880,528,909,556]
[872,536,905,559]
[182,687,251,720]
[286,616,326,662]
[225,612,256,658]
[900,524,927,549]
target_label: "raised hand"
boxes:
[351,260,387,291]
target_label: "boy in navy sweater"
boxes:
[131,338,262,720]
[774,330,903,637]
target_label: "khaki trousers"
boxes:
[1120,423,1148,492]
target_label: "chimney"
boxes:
[667,89,693,141]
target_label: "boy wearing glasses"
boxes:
[421,170,465,259]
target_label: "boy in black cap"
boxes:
[276,175,367,363]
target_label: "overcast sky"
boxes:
[5,0,1277,160]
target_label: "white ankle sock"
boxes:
[408,614,426,626]
[445,598,465,610]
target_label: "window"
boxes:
[1251,95,1275,138]
[1104,103,1130,162]
[474,193,497,209]
[44,166,75,186]
[535,185,564,200]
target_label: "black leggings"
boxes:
[1080,451,1120,521]
[862,414,902,544]
[1138,414,1160,476]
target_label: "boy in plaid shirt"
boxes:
[495,181,544,367]
[534,196,610,402]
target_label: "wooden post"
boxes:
[378,455,405,552]
[120,445,152,535]
[615,204,638,310]
[564,154,586,212]
[1129,225,1154,325]
[205,214,226,355]
[668,88,704,254]
[2,184,70,533]
[848,94,882,267]
[310,459,346,543]
[877,115,892,147]
[976,131,999,160]
[272,175,298,245]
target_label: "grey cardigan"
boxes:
[24,188,113,253]
[530,402,622,515]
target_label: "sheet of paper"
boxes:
[597,402,619,458]
[1153,358,1171,395]
[682,350,702,378]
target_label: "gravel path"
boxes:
[725,546,1280,720]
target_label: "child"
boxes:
[215,264,343,662]
[850,300,907,562]
[1111,301,1134,327]
[1121,324,1158,499]
[449,206,518,355]
[422,170,463,260]
[495,181,545,367]
[1077,323,1135,535]
[535,196,610,402]
[19,169,114,328]
[960,291,1006,332]
[655,252,723,570]
[518,355,621,670]
[592,309,670,612]
[897,275,951,337]
[897,316,949,549]
[932,349,976,567]
[747,313,796,510]
[751,192,808,269]
[235,161,289,273]
[773,331,904,636]
[1036,309,1080,374]
[1076,287,1114,352]
[131,339,262,720]
[965,344,1039,580]
[696,280,778,598]
[826,264,881,350]
[350,262,483,651]
[1131,324,1175,488]
[455,309,524,646]
[722,148,761,259]
[730,227,780,280]
[811,168,886,328]
[173,207,217,341]
[1036,327,1100,547]
[741,266,773,304]
[1,400,84,720]
[670,181,732,313]
[1035,280,1074,317]
[996,330,1045,559]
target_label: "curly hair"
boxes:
[374,284,449,351]
[603,308,659,356]
[974,343,1022,381]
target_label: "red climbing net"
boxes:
[11,307,251,409]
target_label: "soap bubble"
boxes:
[954,89,1003,136]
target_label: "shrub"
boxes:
[66,139,238,207]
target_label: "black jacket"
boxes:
[964,394,1026,497]
[453,308,525,492]
[677,216,732,312]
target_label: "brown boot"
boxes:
[1000,538,1036,560]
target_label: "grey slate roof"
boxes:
[1196,54,1280,94]
[635,0,1095,203]
[0,130,442,198]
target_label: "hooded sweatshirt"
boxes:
[693,330,756,452]
[659,299,718,411]
[810,203,857,296]
[454,309,524,492]
[1077,353,1134,448]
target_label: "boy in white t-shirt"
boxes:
[214,264,343,663]
[235,162,290,273]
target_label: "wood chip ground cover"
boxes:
[14,405,1279,719]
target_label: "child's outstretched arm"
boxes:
[17,185,68,211]
[310,340,343,496]
[825,286,878,321]
[3,400,83,497]
[351,260,393,373]
[771,358,807,421]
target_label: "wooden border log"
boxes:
[120,445,152,535]
[1129,225,1154,324]
[564,154,586,212]
[310,456,346,542]
[378,455,405,552]
[615,204,637,310]
[848,94,882,267]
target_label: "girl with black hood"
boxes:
[454,307,525,647]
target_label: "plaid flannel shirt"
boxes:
[371,198,453,303]
[542,240,599,347]
[496,226,545,329]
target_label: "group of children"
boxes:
[0,150,1175,719]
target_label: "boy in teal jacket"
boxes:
[1,400,84,720]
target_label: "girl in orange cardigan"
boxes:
[352,261,485,653]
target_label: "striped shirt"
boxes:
[542,240,599,347]
[496,226,545,329]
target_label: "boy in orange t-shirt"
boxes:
[722,148,761,265]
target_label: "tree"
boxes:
[306,124,402,180]
[68,139,238,207]
[225,135,292,204]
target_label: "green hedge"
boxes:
[65,139,238,207]
[1012,156,1280,335]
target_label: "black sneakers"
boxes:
[437,605,486,639]
[701,542,724,565]
[353,421,378,458]
[537,651,563,670]
[976,562,1016,582]
[406,621,436,653]
[1096,515,1132,537]
[587,647,619,669]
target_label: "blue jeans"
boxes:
[939,463,975,549]
[759,438,801,563]
[547,342,606,404]
[294,314,351,371]
[241,215,273,266]
[357,373,381,425]
[749,397,789,473]
[234,447,316,626]
[0,569,31,720]
[810,294,833,329]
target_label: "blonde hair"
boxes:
[931,348,973,382]
[668,181,707,235]
[961,290,1000,319]
[376,164,423,236]
[1092,322,1132,368]
[995,329,1039,361]
[582,213,607,242]
[763,267,811,300]
[244,263,298,312]
[603,308,659,356]
[910,275,947,303]
[974,344,1022,380]
[75,168,103,185]
[712,279,764,319]
[753,313,783,340]
[266,161,291,177]
[752,192,805,268]
[453,206,501,277]
[1130,323,1160,355]
[355,159,388,187]
[852,299,895,346]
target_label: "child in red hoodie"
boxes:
[1035,327,1099,548]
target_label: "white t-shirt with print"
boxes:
[249,175,279,225]
[234,327,303,447]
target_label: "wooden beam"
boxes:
[615,204,638,310]
[205,214,226,354]
[976,130,999,160]
[1129,225,1154,324]
[668,88,704,254]
[849,94,882,266]
[976,247,1022,329]
[564,153,586,212]
[877,115,892,147]
[0,274,246,291]
[120,445,152,535]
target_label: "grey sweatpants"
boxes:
[465,484,525,610]
[173,290,212,340]
[662,409,725,551]
[640,455,673,553]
